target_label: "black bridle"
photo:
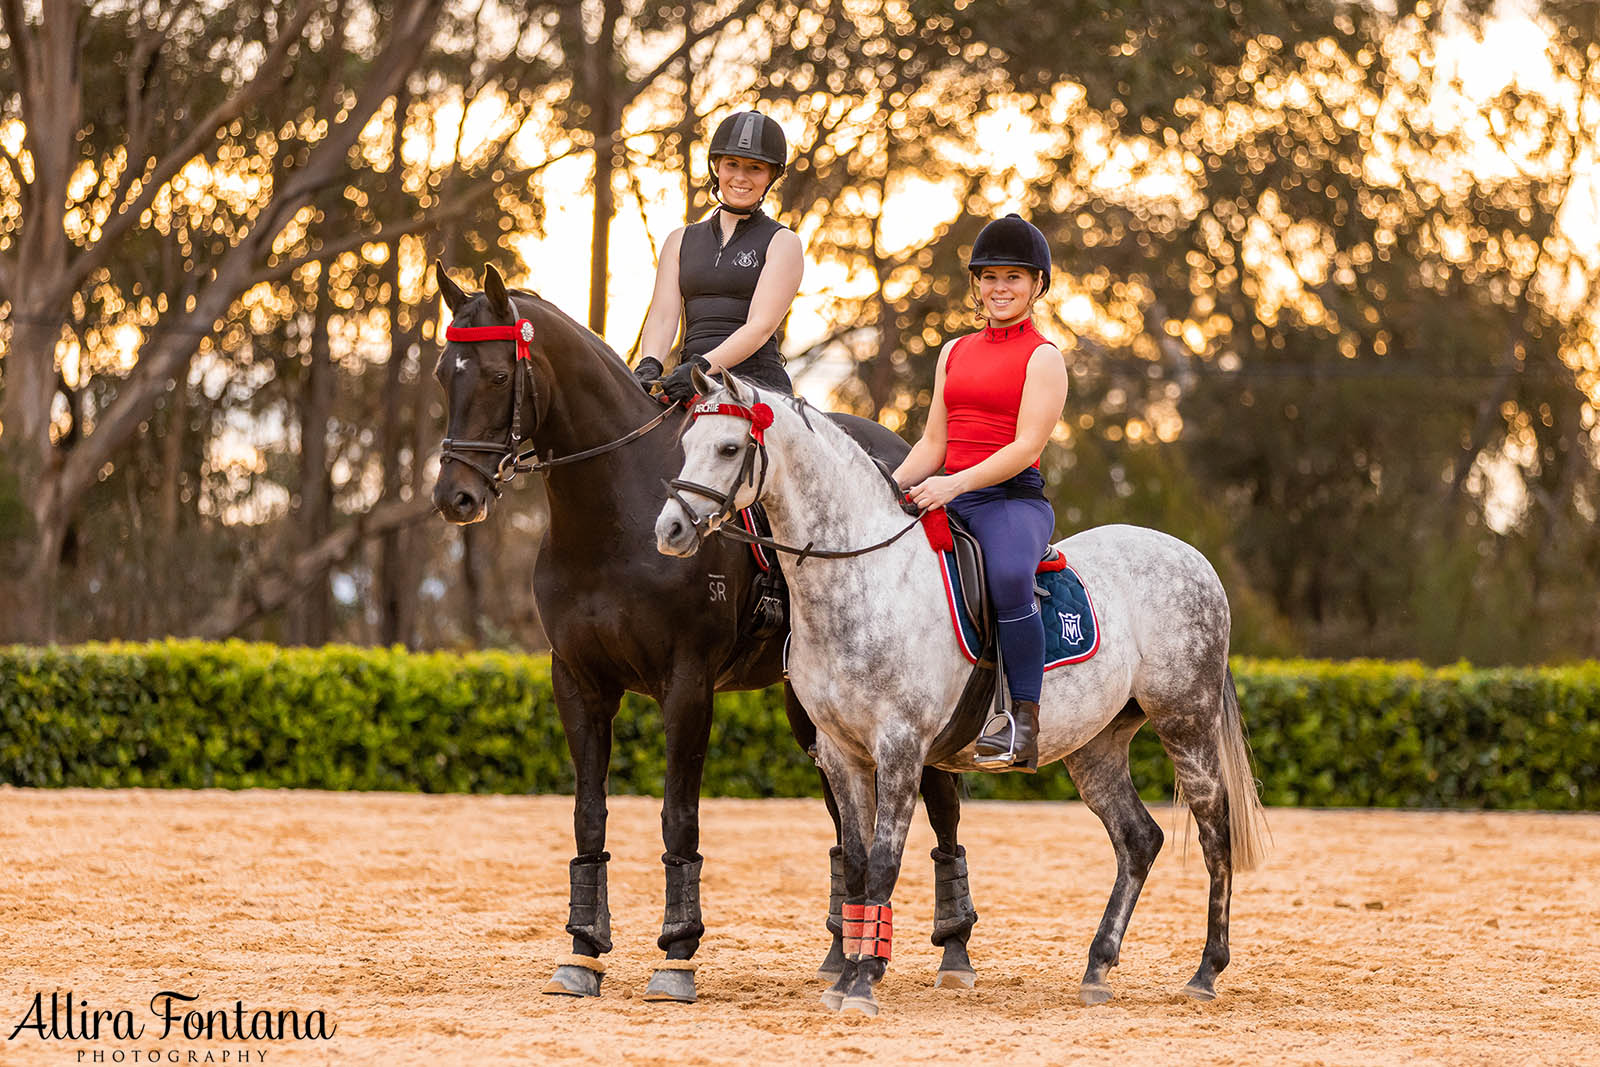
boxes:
[666,397,929,565]
[663,399,775,535]
[440,309,680,495]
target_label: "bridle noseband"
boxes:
[663,400,775,535]
[440,310,679,495]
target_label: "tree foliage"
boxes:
[3,1,1599,663]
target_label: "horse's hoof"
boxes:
[1181,980,1217,1002]
[819,987,845,1011]
[935,967,976,990]
[543,963,603,997]
[840,993,880,1016]
[1079,982,1114,1006]
[642,965,697,1004]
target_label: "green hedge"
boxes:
[2,643,1596,809]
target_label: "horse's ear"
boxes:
[435,261,468,313]
[483,264,513,319]
[691,365,715,397]
[723,370,750,404]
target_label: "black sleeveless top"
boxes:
[677,209,793,391]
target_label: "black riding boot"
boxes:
[974,700,1039,772]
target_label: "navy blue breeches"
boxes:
[947,468,1054,704]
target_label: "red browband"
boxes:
[445,318,536,362]
[689,401,775,443]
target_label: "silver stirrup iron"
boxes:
[973,707,1021,765]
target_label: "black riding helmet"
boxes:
[968,213,1051,292]
[707,111,787,206]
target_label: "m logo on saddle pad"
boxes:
[732,250,758,268]
[934,547,1101,669]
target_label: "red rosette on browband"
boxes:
[689,401,774,443]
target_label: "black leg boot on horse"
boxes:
[817,845,848,981]
[930,846,978,987]
[920,765,978,988]
[795,688,978,990]
[544,852,612,996]
[643,854,704,1002]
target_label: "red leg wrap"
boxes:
[842,903,892,961]
[842,902,866,957]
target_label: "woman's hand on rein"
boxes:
[906,474,966,511]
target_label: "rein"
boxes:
[441,311,680,494]
[667,397,927,565]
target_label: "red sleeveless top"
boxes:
[942,318,1047,474]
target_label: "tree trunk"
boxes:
[584,0,624,334]
[377,256,421,646]
[461,522,490,645]
[291,278,337,645]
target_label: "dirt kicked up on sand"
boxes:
[2,788,1596,1066]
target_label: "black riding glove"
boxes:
[659,356,713,404]
[631,356,663,389]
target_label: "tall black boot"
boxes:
[974,700,1039,772]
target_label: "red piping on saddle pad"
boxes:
[841,902,893,960]
[739,509,772,572]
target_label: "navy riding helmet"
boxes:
[707,111,787,204]
[968,213,1051,291]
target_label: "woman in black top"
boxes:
[635,111,802,402]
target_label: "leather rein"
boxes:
[665,398,928,565]
[440,312,680,495]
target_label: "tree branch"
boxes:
[620,0,763,113]
[245,203,478,290]
[49,0,449,527]
[192,495,435,639]
[52,0,323,305]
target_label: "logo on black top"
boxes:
[732,250,758,268]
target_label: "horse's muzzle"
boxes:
[432,473,490,526]
[654,498,704,557]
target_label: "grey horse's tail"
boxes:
[1215,665,1270,871]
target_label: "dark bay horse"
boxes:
[429,264,979,1003]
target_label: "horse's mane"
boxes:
[509,288,636,375]
[729,380,912,512]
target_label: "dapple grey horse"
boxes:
[655,371,1268,1016]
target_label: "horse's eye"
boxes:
[493,372,509,385]
[718,443,741,458]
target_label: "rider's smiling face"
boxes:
[715,155,776,210]
[976,266,1041,326]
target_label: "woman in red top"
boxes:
[894,214,1069,770]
